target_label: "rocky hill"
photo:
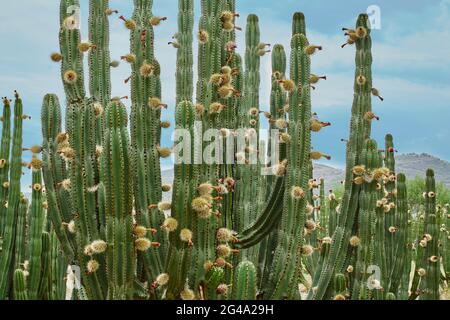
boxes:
[161,153,450,198]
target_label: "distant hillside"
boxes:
[395,153,450,188]
[161,153,450,197]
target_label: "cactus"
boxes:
[387,173,410,297]
[13,269,29,300]
[165,0,196,300]
[0,97,11,237]
[0,0,447,301]
[0,92,25,298]
[420,169,440,300]
[101,101,135,299]
[231,261,257,300]
[264,29,314,300]
[27,156,46,299]
[310,14,377,299]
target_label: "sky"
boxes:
[0,0,449,188]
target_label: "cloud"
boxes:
[0,0,449,179]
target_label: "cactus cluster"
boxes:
[0,0,448,300]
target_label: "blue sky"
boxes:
[0,0,449,188]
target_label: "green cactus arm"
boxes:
[88,0,112,108]
[235,176,285,248]
[37,231,51,299]
[13,269,29,300]
[264,29,313,300]
[384,134,396,273]
[0,98,11,237]
[444,203,450,280]
[351,140,380,300]
[387,173,409,296]
[333,273,347,299]
[311,14,375,299]
[59,0,86,102]
[0,92,24,299]
[14,196,28,271]
[233,12,265,267]
[129,0,166,282]
[27,158,45,299]
[41,94,75,260]
[49,231,67,300]
[165,101,200,299]
[231,261,257,300]
[175,0,194,105]
[420,169,440,300]
[101,101,135,300]
[292,12,306,36]
[186,0,226,297]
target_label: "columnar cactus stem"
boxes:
[234,13,264,265]
[28,156,45,299]
[420,169,440,300]
[0,92,24,298]
[129,0,166,282]
[88,0,112,110]
[88,0,112,145]
[13,269,29,300]
[165,101,199,299]
[165,0,197,300]
[311,14,375,299]
[384,134,396,272]
[265,30,313,300]
[188,0,226,297]
[14,195,28,271]
[351,140,381,299]
[38,232,51,299]
[443,203,450,281]
[101,101,135,299]
[41,94,75,260]
[0,97,11,237]
[175,0,194,105]
[387,173,409,297]
[231,261,257,300]
[258,43,287,288]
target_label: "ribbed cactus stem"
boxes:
[175,0,194,105]
[59,0,86,102]
[41,94,75,260]
[384,134,396,272]
[28,156,45,299]
[387,173,409,297]
[266,29,312,299]
[311,14,375,299]
[0,97,11,237]
[129,0,166,282]
[88,0,112,145]
[13,269,29,300]
[14,195,28,271]
[231,261,257,300]
[102,101,135,299]
[165,101,199,299]
[235,13,264,266]
[351,140,380,299]
[0,92,24,298]
[88,0,112,108]
[420,169,440,300]
[165,0,196,300]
